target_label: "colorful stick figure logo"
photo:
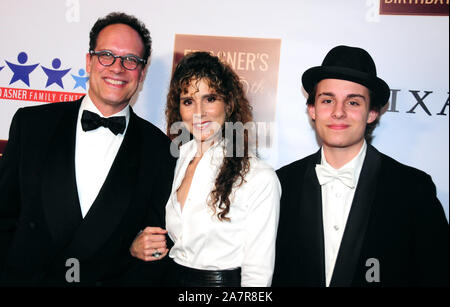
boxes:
[5,52,39,87]
[1,51,87,104]
[71,68,89,90]
[41,58,71,89]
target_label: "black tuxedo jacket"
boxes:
[273,144,448,287]
[0,98,176,286]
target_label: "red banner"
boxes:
[0,139,6,157]
[0,87,84,103]
[380,0,449,16]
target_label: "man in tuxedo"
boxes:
[0,12,175,286]
[273,45,448,287]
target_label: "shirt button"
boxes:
[333,225,339,231]
[335,193,342,198]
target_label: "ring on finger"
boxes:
[152,249,162,258]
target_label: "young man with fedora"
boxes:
[272,45,448,287]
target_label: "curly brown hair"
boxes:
[166,51,253,221]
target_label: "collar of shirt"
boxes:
[173,138,225,193]
[320,140,368,188]
[179,138,226,165]
[77,94,131,135]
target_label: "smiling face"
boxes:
[86,23,145,116]
[179,78,226,143]
[308,78,379,157]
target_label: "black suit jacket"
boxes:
[0,98,176,286]
[273,144,448,287]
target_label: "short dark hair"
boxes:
[306,83,381,143]
[89,12,152,63]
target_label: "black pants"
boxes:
[167,260,241,287]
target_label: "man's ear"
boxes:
[86,53,91,74]
[138,64,148,83]
[307,104,316,121]
[367,109,379,124]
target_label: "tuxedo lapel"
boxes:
[65,109,140,260]
[330,144,382,286]
[298,151,326,286]
[41,99,83,248]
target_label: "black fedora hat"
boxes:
[302,45,390,108]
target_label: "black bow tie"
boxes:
[81,110,126,135]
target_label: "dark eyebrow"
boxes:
[347,94,367,101]
[317,92,367,101]
[97,49,140,58]
[317,92,335,98]
[180,93,217,100]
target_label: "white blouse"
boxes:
[166,139,281,287]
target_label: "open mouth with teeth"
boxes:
[193,121,213,130]
[104,78,126,86]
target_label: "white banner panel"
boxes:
[0,0,448,219]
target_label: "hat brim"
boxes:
[302,66,390,108]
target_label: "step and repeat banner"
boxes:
[0,0,448,219]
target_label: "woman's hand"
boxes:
[130,227,169,261]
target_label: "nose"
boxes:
[331,101,346,119]
[194,101,206,117]
[109,57,124,74]
[195,102,202,114]
[191,102,203,125]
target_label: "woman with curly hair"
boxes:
[130,51,280,287]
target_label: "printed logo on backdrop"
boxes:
[380,0,449,16]
[387,89,449,117]
[0,51,87,103]
[173,34,281,148]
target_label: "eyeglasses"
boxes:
[89,50,147,70]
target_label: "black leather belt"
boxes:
[170,261,241,287]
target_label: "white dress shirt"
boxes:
[166,139,281,287]
[319,141,367,287]
[75,95,130,218]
